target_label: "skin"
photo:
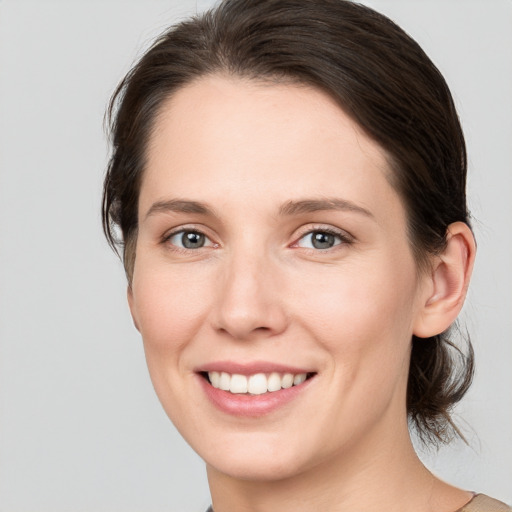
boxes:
[128,76,475,512]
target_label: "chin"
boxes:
[194,430,323,482]
[206,451,310,482]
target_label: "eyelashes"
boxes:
[165,230,216,250]
[293,228,352,250]
[161,224,353,255]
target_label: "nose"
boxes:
[211,247,288,341]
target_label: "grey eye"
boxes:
[297,231,342,250]
[168,230,209,249]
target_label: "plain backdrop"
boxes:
[0,1,510,510]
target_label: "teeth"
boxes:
[230,374,248,393]
[267,372,282,392]
[281,373,294,389]
[208,371,309,394]
[219,372,230,391]
[248,373,267,395]
[293,373,307,385]
[209,371,220,388]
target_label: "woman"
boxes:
[102,0,510,510]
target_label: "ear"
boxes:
[127,285,141,332]
[413,222,476,338]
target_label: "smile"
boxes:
[207,371,309,395]
[197,363,316,416]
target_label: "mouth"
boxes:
[200,370,316,395]
[196,361,317,416]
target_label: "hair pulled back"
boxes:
[103,0,474,444]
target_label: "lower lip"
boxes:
[198,375,314,417]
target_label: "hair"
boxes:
[102,0,474,444]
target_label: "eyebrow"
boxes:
[278,198,374,218]
[144,197,374,220]
[144,199,217,220]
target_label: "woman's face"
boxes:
[129,76,431,480]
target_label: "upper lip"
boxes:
[195,360,315,375]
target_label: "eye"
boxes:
[166,230,214,249]
[296,230,345,250]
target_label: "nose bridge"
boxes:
[213,240,287,340]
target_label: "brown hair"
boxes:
[102,0,474,444]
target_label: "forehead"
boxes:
[141,75,402,224]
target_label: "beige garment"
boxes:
[206,494,512,512]
[458,494,512,512]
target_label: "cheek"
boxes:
[293,261,418,435]
[131,263,213,355]
[294,257,418,372]
[130,263,215,428]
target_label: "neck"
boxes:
[206,420,472,512]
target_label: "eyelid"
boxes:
[290,224,354,249]
[161,225,219,250]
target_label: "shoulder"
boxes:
[458,494,512,512]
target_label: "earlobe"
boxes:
[413,222,476,338]
[127,285,141,332]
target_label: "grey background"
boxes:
[0,1,510,510]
